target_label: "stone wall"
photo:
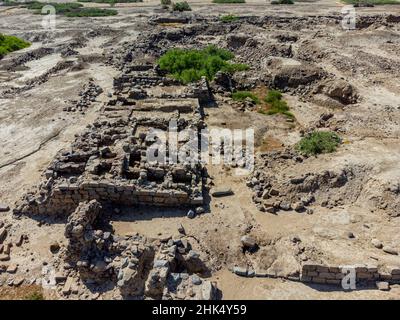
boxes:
[300,263,400,285]
[15,179,203,216]
[13,65,207,217]
[232,262,400,287]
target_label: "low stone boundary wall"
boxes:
[14,180,203,216]
[300,263,400,285]
[232,263,400,287]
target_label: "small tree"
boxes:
[296,131,341,156]
[172,1,191,11]
[161,0,172,8]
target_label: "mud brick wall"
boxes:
[301,264,400,285]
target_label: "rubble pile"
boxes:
[11,54,218,299]
[51,199,217,299]
[247,150,374,214]
[14,62,212,217]
[64,80,103,113]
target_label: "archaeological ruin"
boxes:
[1,0,400,301]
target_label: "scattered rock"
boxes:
[293,202,305,212]
[187,210,195,219]
[241,235,257,249]
[195,207,205,215]
[6,264,18,274]
[211,188,234,197]
[233,266,248,277]
[279,202,291,211]
[178,224,186,235]
[347,232,355,239]
[55,272,67,283]
[290,235,301,243]
[0,204,10,212]
[62,277,74,295]
[265,206,276,214]
[191,274,202,285]
[376,281,390,291]
[15,235,24,247]
[382,246,398,255]
[0,254,10,261]
[0,228,7,243]
[201,281,215,300]
[371,239,383,249]
[13,277,24,287]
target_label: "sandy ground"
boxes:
[1,0,400,299]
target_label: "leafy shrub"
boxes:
[158,45,249,84]
[79,0,142,3]
[220,14,239,23]
[232,91,260,104]
[65,8,118,17]
[265,89,282,102]
[26,1,83,13]
[262,89,293,118]
[0,33,31,58]
[172,1,191,11]
[342,0,399,4]
[271,0,294,4]
[2,0,26,5]
[161,0,172,6]
[24,291,44,300]
[296,131,341,156]
[213,0,245,3]
[19,2,118,16]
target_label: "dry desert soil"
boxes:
[1,0,400,300]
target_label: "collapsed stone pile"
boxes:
[64,80,103,113]
[12,54,218,299]
[14,62,210,217]
[246,149,376,215]
[54,200,217,299]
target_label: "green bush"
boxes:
[161,0,172,6]
[232,91,260,104]
[271,0,294,4]
[0,33,31,58]
[24,291,44,300]
[172,1,191,11]
[213,0,245,3]
[265,89,282,102]
[158,45,249,84]
[296,131,341,156]
[26,2,83,13]
[220,14,239,23]
[65,8,118,17]
[262,89,293,118]
[79,0,142,3]
[19,2,118,16]
[2,0,25,5]
[342,0,399,4]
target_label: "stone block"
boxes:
[312,277,326,284]
[319,272,336,279]
[326,279,341,285]
[316,266,329,273]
